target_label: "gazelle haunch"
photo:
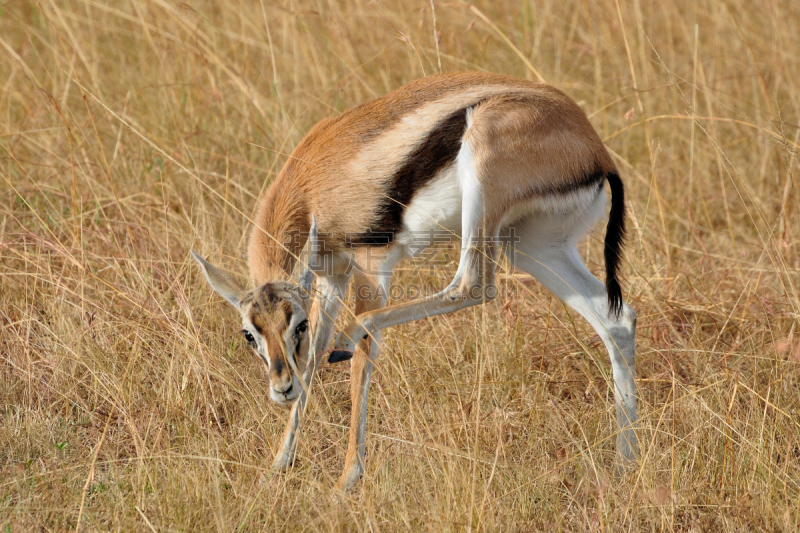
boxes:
[192,72,637,492]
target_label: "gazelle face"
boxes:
[190,250,315,407]
[239,283,311,405]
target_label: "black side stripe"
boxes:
[348,106,471,247]
[515,168,606,200]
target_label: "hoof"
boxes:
[271,454,294,473]
[328,350,354,363]
[333,468,362,493]
[614,447,638,474]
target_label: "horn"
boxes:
[292,214,319,298]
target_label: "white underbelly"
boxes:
[395,163,605,259]
[396,164,462,256]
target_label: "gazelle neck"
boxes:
[247,173,311,287]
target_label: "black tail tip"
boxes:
[607,279,623,319]
[604,171,626,319]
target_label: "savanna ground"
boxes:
[1,0,799,530]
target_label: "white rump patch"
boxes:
[502,185,608,248]
[501,182,605,228]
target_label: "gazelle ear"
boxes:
[191,251,245,308]
[292,214,318,299]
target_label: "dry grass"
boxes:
[2,0,799,530]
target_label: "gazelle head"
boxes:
[191,219,319,405]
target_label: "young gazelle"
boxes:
[192,72,637,491]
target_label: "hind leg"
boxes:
[332,139,502,356]
[510,222,637,460]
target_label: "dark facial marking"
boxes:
[292,319,308,360]
[251,312,268,336]
[281,301,293,326]
[271,357,286,376]
[294,336,302,360]
[265,284,278,302]
[249,284,295,337]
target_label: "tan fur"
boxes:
[247,72,614,286]
[228,72,632,491]
[240,283,304,390]
[336,271,385,491]
[465,91,615,224]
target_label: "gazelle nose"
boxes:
[273,381,293,394]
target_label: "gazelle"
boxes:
[192,72,637,491]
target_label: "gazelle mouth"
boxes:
[270,391,298,405]
[269,376,301,405]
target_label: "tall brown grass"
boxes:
[1,0,799,530]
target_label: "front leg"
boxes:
[329,240,499,489]
[331,270,386,491]
[334,333,379,492]
[272,357,321,471]
[272,275,348,472]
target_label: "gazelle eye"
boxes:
[242,330,256,345]
[295,320,308,335]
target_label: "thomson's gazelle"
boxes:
[192,72,637,491]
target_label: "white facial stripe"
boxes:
[283,332,299,375]
[242,317,271,369]
[262,340,271,369]
[283,313,306,375]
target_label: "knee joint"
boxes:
[449,283,498,303]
